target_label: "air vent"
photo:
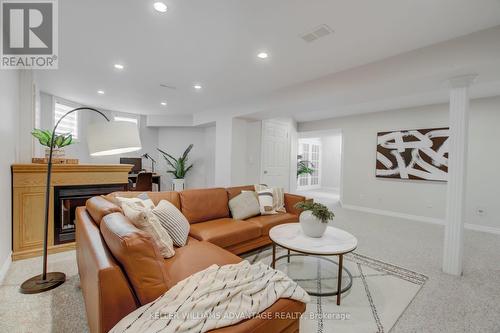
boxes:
[300,24,334,43]
[160,83,176,90]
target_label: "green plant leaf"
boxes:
[32,129,54,147]
[181,144,194,161]
[60,134,73,147]
[157,148,177,163]
[54,135,65,148]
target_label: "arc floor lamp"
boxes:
[20,107,142,294]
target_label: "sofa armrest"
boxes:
[284,193,307,216]
[76,207,138,333]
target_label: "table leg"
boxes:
[337,254,343,305]
[272,243,276,269]
[287,249,290,263]
[157,179,160,192]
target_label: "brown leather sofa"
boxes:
[76,185,307,333]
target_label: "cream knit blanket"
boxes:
[110,261,310,333]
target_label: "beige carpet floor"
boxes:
[2,207,499,332]
[0,246,426,333]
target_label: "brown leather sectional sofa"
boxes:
[75,185,307,333]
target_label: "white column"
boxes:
[442,74,476,276]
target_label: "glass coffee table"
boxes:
[269,223,358,305]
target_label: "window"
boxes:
[54,101,78,139]
[114,116,138,124]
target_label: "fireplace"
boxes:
[53,184,127,244]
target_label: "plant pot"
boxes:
[45,147,65,159]
[299,210,327,238]
[171,178,185,192]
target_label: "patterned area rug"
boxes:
[242,246,428,333]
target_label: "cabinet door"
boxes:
[13,187,47,252]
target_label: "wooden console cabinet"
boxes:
[11,164,132,260]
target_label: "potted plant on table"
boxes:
[31,129,75,159]
[294,201,335,238]
[158,144,194,191]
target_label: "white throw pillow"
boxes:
[254,185,286,213]
[256,189,278,215]
[121,202,175,258]
[228,192,261,220]
[114,196,155,210]
[152,200,190,247]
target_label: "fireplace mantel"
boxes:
[11,163,132,260]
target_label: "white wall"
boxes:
[321,134,342,190]
[231,118,262,186]
[0,70,20,280]
[245,120,262,185]
[231,119,248,186]
[38,92,159,165]
[157,126,215,190]
[299,95,500,230]
[204,126,216,187]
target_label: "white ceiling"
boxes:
[36,0,500,122]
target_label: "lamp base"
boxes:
[19,272,66,294]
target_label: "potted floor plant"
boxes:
[158,144,194,191]
[31,129,75,159]
[297,154,315,178]
[294,201,335,237]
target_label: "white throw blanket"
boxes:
[111,261,310,333]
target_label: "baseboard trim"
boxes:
[464,223,500,235]
[341,204,500,236]
[0,253,12,285]
[342,204,444,225]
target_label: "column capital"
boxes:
[448,74,478,88]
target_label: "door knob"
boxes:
[264,170,268,174]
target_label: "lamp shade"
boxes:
[87,121,142,156]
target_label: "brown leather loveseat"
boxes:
[76,185,307,333]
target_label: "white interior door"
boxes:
[260,120,290,190]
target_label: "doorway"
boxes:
[296,130,342,208]
[297,138,321,190]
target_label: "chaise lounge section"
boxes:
[76,185,307,333]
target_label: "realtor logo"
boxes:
[1,0,58,69]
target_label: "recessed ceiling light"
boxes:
[153,2,167,13]
[257,52,269,59]
[193,84,202,90]
[114,64,124,70]
[97,90,105,95]
[161,102,167,106]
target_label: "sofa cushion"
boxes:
[106,191,181,209]
[189,218,261,248]
[163,241,241,288]
[245,213,298,234]
[179,188,230,223]
[100,212,169,305]
[226,185,255,200]
[114,196,155,209]
[85,196,122,226]
[121,202,175,258]
[152,200,190,247]
[228,192,260,220]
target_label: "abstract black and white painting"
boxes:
[376,127,449,181]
